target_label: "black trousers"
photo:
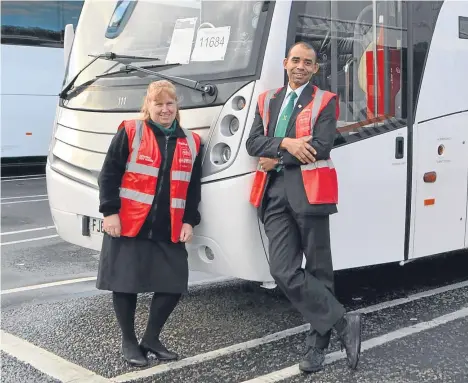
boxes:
[263,172,345,349]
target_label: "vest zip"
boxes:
[154,135,170,207]
[147,136,170,240]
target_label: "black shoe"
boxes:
[121,340,148,366]
[140,339,179,361]
[299,346,325,373]
[337,313,362,369]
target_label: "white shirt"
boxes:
[275,82,308,129]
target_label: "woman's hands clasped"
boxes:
[103,214,121,237]
[104,214,193,242]
[179,223,193,243]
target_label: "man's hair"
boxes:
[286,41,318,61]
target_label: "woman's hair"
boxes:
[140,80,180,122]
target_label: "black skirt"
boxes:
[96,234,189,294]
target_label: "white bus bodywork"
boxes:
[46,0,468,283]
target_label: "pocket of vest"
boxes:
[302,167,338,205]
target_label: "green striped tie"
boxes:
[274,91,297,171]
[274,91,297,138]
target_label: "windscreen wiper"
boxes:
[59,52,160,99]
[95,63,182,78]
[107,62,218,99]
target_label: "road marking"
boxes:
[239,306,468,383]
[1,226,55,236]
[0,275,232,295]
[1,276,98,295]
[1,198,49,205]
[112,325,307,382]
[0,278,466,383]
[1,174,45,180]
[1,194,47,200]
[111,279,468,382]
[1,234,59,246]
[356,280,468,314]
[1,177,46,182]
[0,330,111,383]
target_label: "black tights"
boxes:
[113,292,181,345]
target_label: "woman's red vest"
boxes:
[117,119,201,242]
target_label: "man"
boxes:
[245,41,362,373]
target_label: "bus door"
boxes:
[290,0,409,269]
[409,3,468,258]
[411,116,468,258]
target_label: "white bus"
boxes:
[1,1,83,169]
[46,0,468,284]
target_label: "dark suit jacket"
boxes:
[245,82,338,221]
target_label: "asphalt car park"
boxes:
[1,175,467,383]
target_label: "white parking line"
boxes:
[0,275,233,295]
[0,331,111,383]
[1,234,59,246]
[1,174,45,180]
[1,226,56,236]
[1,277,98,295]
[113,325,307,382]
[356,280,468,314]
[239,306,468,383]
[1,177,46,182]
[1,198,49,205]
[1,279,467,383]
[0,277,232,295]
[111,279,468,382]
[1,194,48,200]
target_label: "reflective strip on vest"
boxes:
[261,89,277,129]
[299,89,335,172]
[171,198,186,209]
[301,159,335,171]
[119,187,154,204]
[172,170,191,182]
[129,120,144,163]
[181,128,197,165]
[310,89,325,128]
[126,119,158,177]
[126,162,159,177]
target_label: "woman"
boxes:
[96,80,202,366]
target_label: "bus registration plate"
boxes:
[90,218,104,234]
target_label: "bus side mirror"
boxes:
[64,24,75,68]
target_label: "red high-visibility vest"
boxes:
[249,86,339,208]
[117,119,201,242]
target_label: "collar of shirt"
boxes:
[285,82,308,102]
[280,82,309,114]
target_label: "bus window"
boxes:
[61,1,84,31]
[459,16,468,39]
[105,0,137,39]
[1,1,84,48]
[1,1,62,47]
[291,1,408,146]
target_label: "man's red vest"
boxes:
[117,119,201,242]
[249,85,339,208]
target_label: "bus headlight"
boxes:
[211,143,232,165]
[222,146,232,162]
[201,81,255,179]
[232,96,246,110]
[220,115,240,136]
[229,117,239,134]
